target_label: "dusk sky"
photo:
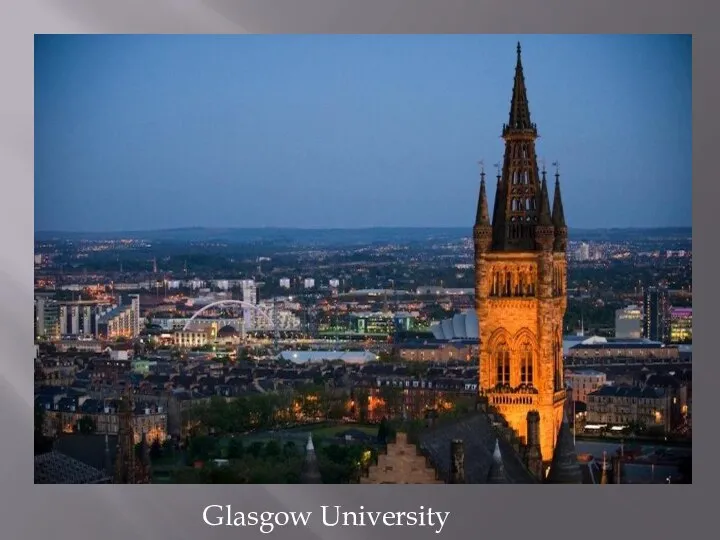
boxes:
[34,34,691,232]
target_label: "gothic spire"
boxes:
[546,413,583,484]
[474,163,493,254]
[300,434,322,484]
[552,164,568,252]
[538,170,553,227]
[552,167,566,229]
[506,42,535,134]
[475,166,491,227]
[491,164,503,228]
[490,44,545,251]
[487,439,509,484]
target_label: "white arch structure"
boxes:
[182,300,276,333]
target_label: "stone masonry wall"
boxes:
[361,433,443,484]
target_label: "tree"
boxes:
[263,440,282,460]
[227,438,244,459]
[678,457,692,483]
[282,441,297,459]
[378,385,403,420]
[188,435,218,462]
[377,417,391,444]
[317,443,369,484]
[200,464,245,484]
[76,415,96,435]
[238,348,251,363]
[451,396,476,417]
[162,438,174,452]
[354,389,369,423]
[247,441,265,458]
[150,439,162,460]
[34,405,53,455]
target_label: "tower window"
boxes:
[553,335,563,391]
[520,343,533,385]
[496,343,510,386]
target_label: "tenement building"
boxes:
[474,42,568,463]
[585,385,673,434]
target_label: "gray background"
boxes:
[2,1,711,539]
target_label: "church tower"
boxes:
[474,43,568,464]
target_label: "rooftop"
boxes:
[589,385,665,399]
[34,451,110,484]
[418,412,538,484]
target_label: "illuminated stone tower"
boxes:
[474,43,568,464]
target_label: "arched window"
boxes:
[520,342,533,385]
[496,342,510,386]
[553,336,563,391]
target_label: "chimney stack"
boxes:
[525,411,543,479]
[527,411,540,447]
[449,440,465,483]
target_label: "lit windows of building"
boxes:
[615,305,643,339]
[668,307,692,344]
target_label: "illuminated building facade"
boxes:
[39,398,168,444]
[585,385,673,434]
[615,305,643,339]
[474,43,567,463]
[352,312,397,336]
[643,286,669,342]
[34,296,60,340]
[172,323,217,348]
[97,294,141,339]
[669,307,692,343]
[394,342,477,363]
[564,369,607,404]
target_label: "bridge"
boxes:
[182,300,280,350]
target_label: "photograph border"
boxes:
[3,1,710,539]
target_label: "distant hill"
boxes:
[34,226,691,245]
[568,227,692,242]
[33,227,470,245]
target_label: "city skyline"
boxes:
[35,34,692,232]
